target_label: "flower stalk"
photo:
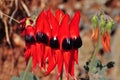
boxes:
[22,57,32,80]
[89,28,100,75]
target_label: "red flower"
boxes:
[20,18,37,71]
[35,10,45,69]
[21,9,82,80]
[69,11,82,77]
[102,31,111,53]
[91,27,99,42]
[91,27,111,53]
[46,9,64,79]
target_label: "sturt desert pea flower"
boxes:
[91,15,99,42]
[46,9,65,79]
[91,13,114,53]
[35,10,52,70]
[91,27,99,42]
[46,9,59,75]
[35,11,45,69]
[101,31,111,53]
[69,11,82,77]
[58,14,72,80]
[20,18,37,71]
[42,10,52,70]
[58,12,82,80]
[101,19,113,53]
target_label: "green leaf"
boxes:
[20,71,40,80]
[11,76,19,80]
[94,58,101,67]
[98,77,108,80]
[98,67,107,75]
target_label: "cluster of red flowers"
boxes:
[91,14,113,53]
[20,9,82,80]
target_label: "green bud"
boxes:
[92,15,98,27]
[106,21,113,29]
[100,18,106,28]
[106,21,114,33]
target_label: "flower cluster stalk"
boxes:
[22,57,32,80]
[89,28,100,78]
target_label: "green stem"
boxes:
[89,30,100,76]
[22,57,32,80]
[60,69,63,80]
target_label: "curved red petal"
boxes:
[73,50,78,64]
[55,9,65,24]
[47,9,59,36]
[63,51,71,79]
[91,27,99,42]
[70,11,80,38]
[36,43,43,68]
[30,44,37,71]
[35,10,45,32]
[69,55,74,77]
[102,32,111,53]
[44,46,49,61]
[46,49,56,75]
[43,13,51,39]
[44,46,52,70]
[55,50,63,79]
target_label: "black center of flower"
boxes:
[50,37,60,49]
[72,37,82,49]
[25,35,35,43]
[62,38,73,50]
[36,32,49,45]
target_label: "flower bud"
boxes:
[100,18,106,28]
[106,21,113,30]
[92,15,98,27]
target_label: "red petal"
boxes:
[31,44,37,71]
[70,11,80,38]
[36,43,43,68]
[63,51,71,79]
[46,49,56,75]
[55,50,63,79]
[55,9,65,24]
[41,44,46,70]
[44,46,52,70]
[35,10,45,32]
[44,46,49,61]
[73,50,78,64]
[69,55,74,77]
[43,12,51,39]
[47,9,59,36]
[102,32,111,53]
[91,27,99,42]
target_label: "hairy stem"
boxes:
[89,29,100,79]
[22,57,32,80]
